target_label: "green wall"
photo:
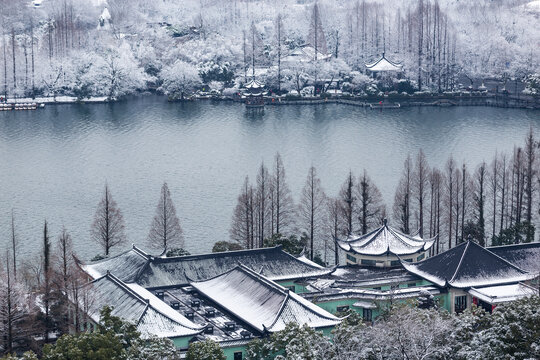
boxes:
[223,345,247,360]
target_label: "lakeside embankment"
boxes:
[2,92,539,110]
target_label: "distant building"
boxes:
[282,45,331,65]
[336,219,437,267]
[365,53,403,77]
[243,79,266,108]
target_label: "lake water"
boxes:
[1,96,538,260]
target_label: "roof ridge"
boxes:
[488,241,540,250]
[287,291,341,321]
[154,246,282,262]
[264,290,292,332]
[99,272,149,305]
[236,264,289,295]
[449,241,470,283]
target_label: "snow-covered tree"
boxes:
[160,60,202,99]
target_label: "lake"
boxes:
[1,96,538,260]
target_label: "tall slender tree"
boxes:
[273,153,294,235]
[230,176,254,249]
[299,166,326,260]
[356,170,385,235]
[339,171,356,235]
[91,184,126,256]
[393,156,413,234]
[148,182,184,252]
[414,150,430,236]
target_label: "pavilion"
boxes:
[365,53,403,78]
[336,219,437,267]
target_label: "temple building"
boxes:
[75,240,540,360]
[336,220,437,267]
[401,241,538,313]
[365,53,403,77]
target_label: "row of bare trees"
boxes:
[230,152,385,264]
[393,129,537,253]
[230,130,539,263]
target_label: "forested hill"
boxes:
[0,0,539,99]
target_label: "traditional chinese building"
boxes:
[401,240,537,314]
[336,220,437,267]
[365,53,403,78]
[243,79,265,108]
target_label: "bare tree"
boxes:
[445,157,456,249]
[413,150,430,236]
[0,253,34,356]
[524,128,535,242]
[91,184,127,256]
[148,182,184,252]
[393,156,413,234]
[325,197,343,265]
[356,169,385,235]
[10,210,18,279]
[298,166,326,260]
[474,162,487,246]
[230,176,255,249]
[42,220,52,343]
[339,171,356,235]
[255,162,271,247]
[272,153,295,236]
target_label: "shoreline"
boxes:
[1,92,539,110]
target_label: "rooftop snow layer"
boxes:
[401,241,535,289]
[468,283,538,304]
[78,245,150,282]
[190,264,341,333]
[136,246,334,288]
[337,221,436,256]
[84,273,202,338]
[488,242,540,274]
[365,53,403,72]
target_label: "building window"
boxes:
[360,259,376,266]
[346,254,357,263]
[363,308,373,322]
[417,253,425,261]
[390,260,401,266]
[287,285,296,293]
[336,305,349,312]
[234,352,243,360]
[455,295,467,314]
[407,282,416,287]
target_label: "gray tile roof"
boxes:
[84,273,203,338]
[190,264,341,333]
[136,246,334,289]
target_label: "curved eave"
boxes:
[400,260,446,288]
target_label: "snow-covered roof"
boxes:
[488,242,540,274]
[78,245,151,282]
[365,53,403,72]
[84,273,203,338]
[136,246,334,288]
[244,79,265,89]
[336,220,436,257]
[282,45,331,64]
[401,241,535,289]
[468,283,538,304]
[190,264,341,333]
